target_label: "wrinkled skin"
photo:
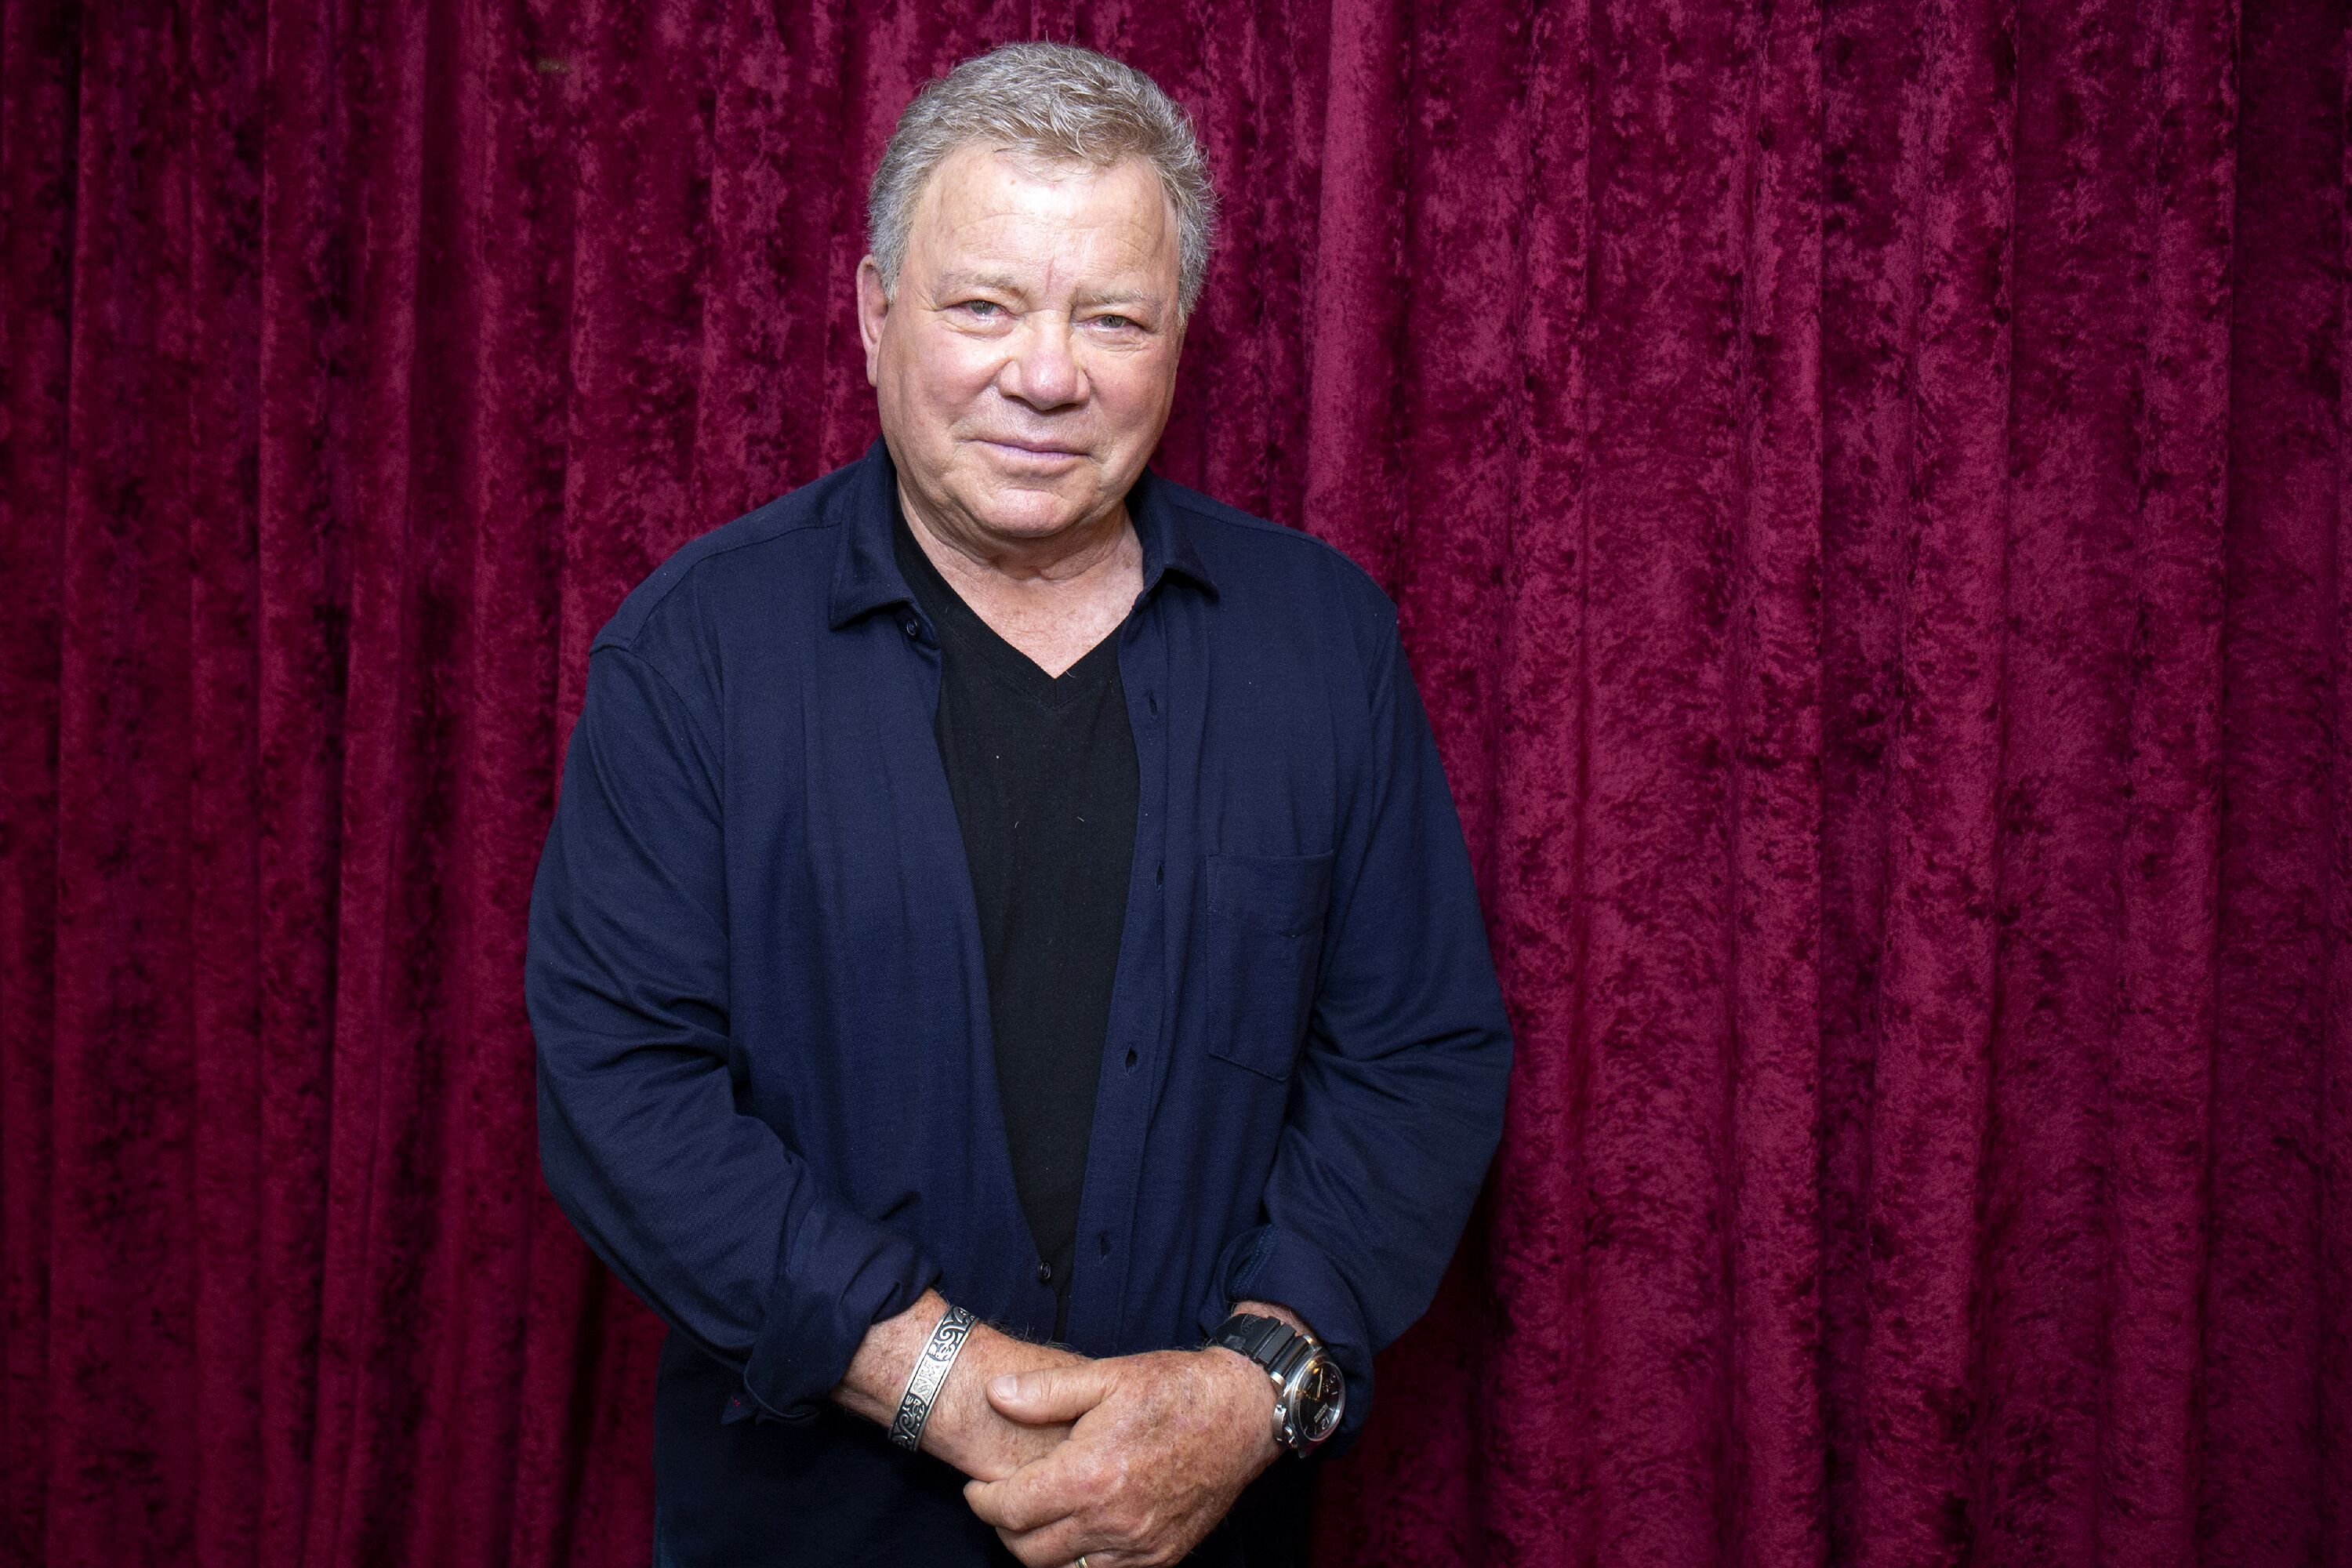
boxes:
[965,1346,1283,1567]
[858,143,1183,674]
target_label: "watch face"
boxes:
[1294,1356,1345,1444]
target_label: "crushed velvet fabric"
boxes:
[2,0,2349,1564]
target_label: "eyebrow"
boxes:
[928,271,1165,313]
[931,270,1028,298]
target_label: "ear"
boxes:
[856,256,891,388]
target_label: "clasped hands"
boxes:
[839,1290,1296,1567]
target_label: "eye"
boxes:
[958,299,1004,320]
[1092,313,1138,331]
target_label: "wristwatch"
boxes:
[1207,1311,1345,1455]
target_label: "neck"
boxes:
[893,478,1147,679]
[897,480,1136,595]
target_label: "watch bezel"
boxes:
[1271,1340,1345,1453]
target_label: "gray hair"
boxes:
[866,42,1219,317]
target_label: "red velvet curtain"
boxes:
[3,0,2347,1563]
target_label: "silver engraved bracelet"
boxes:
[888,1304,978,1453]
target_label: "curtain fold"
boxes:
[3,0,2348,1563]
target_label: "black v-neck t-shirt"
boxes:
[892,503,1139,1338]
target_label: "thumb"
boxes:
[985,1359,1112,1425]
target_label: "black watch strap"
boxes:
[1210,1312,1301,1367]
[1210,1311,1341,1455]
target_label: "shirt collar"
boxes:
[827,437,1219,631]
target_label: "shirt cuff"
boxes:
[1196,1223,1374,1454]
[725,1210,940,1425]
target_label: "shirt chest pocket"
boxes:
[1201,851,1336,1081]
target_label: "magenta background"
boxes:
[5,0,2351,1563]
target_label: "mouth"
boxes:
[975,437,1088,463]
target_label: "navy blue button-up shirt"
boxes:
[527,440,1512,1565]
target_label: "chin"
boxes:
[961,485,1094,539]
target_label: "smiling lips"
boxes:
[977,437,1087,462]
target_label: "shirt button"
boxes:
[1036,1261,1054,1285]
[901,616,920,638]
[1125,1048,1138,1069]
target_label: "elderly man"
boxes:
[527,40,1511,1568]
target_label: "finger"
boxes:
[994,1515,1106,1568]
[963,1452,1089,1536]
[988,1361,1116,1425]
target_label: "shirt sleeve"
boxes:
[1196,612,1514,1453]
[528,641,939,1424]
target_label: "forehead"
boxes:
[906,144,1178,288]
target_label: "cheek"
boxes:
[888,334,998,416]
[927,338,1008,401]
[1091,353,1180,430]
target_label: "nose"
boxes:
[996,314,1085,412]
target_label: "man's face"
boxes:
[859,143,1186,550]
